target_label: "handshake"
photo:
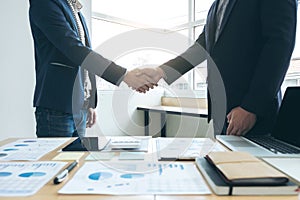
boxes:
[123,67,165,93]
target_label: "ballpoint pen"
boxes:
[53,160,78,184]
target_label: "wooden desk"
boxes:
[0,138,154,200]
[137,105,208,137]
[0,138,298,200]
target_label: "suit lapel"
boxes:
[60,0,79,34]
[78,12,91,48]
[205,0,218,53]
[215,0,238,43]
[61,0,91,48]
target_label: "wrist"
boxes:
[122,70,129,84]
[156,67,166,79]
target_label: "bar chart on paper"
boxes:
[59,162,211,195]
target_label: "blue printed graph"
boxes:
[0,153,8,157]
[120,174,144,179]
[14,144,29,147]
[23,140,37,143]
[3,148,18,151]
[18,172,46,178]
[88,172,113,181]
[0,172,12,177]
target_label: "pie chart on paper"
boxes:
[88,172,113,181]
[18,172,46,178]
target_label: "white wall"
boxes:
[81,0,92,30]
[0,1,35,140]
[0,0,92,141]
[86,89,164,137]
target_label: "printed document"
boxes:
[0,161,66,196]
[59,161,211,195]
[0,138,69,161]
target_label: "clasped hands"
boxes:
[123,67,165,93]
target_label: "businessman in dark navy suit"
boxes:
[28,0,154,137]
[141,0,297,136]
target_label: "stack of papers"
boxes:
[103,136,150,152]
[109,137,142,149]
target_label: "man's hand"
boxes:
[86,108,96,128]
[138,67,165,84]
[226,106,257,136]
[133,67,165,92]
[123,68,157,93]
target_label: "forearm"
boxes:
[159,32,207,85]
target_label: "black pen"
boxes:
[53,160,78,184]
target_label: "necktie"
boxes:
[67,0,91,104]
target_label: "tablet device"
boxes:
[62,137,100,151]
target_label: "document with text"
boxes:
[0,161,66,196]
[156,137,226,160]
[0,138,69,161]
[59,161,211,195]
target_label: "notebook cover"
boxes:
[206,152,289,186]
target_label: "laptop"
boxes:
[217,86,300,158]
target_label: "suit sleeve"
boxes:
[29,0,126,86]
[159,30,208,85]
[240,0,297,116]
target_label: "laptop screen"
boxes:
[272,87,300,148]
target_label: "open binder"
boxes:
[196,152,298,195]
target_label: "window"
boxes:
[91,0,300,97]
[282,59,300,94]
[281,1,300,95]
[91,0,212,96]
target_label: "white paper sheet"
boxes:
[156,137,226,160]
[0,138,69,161]
[102,136,150,152]
[59,161,211,195]
[262,158,300,184]
[85,152,116,161]
[0,161,66,196]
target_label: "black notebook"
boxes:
[204,152,289,186]
[195,157,298,195]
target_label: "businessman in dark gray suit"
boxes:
[142,0,297,136]
[28,0,154,137]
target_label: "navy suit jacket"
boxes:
[29,0,127,113]
[160,0,297,134]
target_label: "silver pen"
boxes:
[53,160,78,184]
